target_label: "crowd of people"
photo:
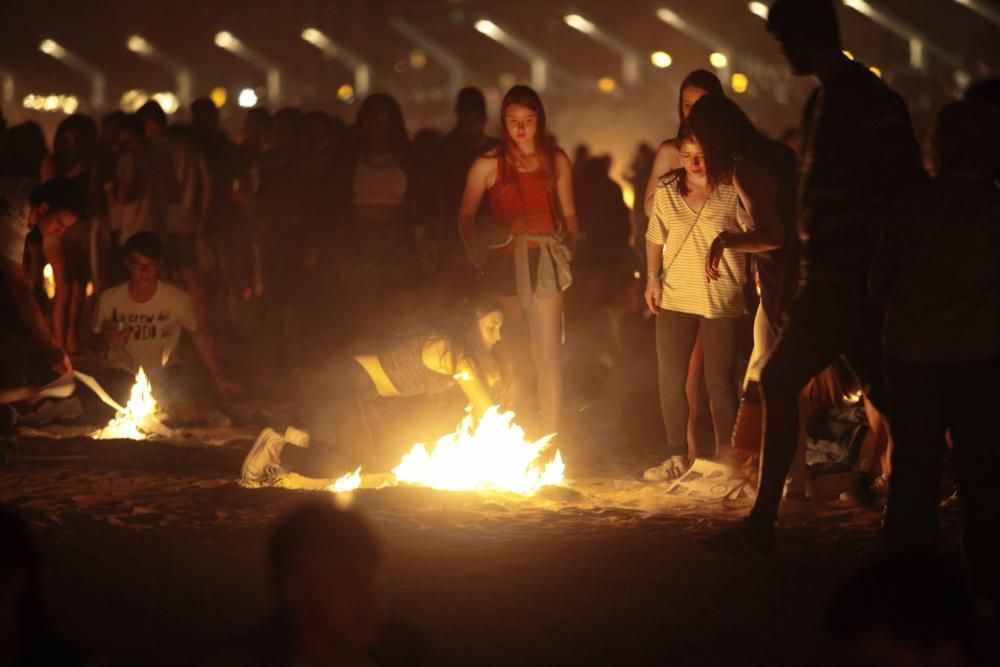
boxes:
[2,0,1000,659]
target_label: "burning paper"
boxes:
[92,367,173,440]
[384,407,564,495]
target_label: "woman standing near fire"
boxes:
[457,85,578,438]
[240,296,505,486]
[643,70,728,460]
[643,124,749,482]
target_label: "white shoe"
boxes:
[240,428,287,488]
[643,457,689,482]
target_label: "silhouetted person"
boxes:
[0,504,88,666]
[826,554,995,667]
[716,0,925,553]
[438,87,498,259]
[870,99,1000,611]
[575,155,631,267]
[210,500,431,666]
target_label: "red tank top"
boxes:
[487,155,558,255]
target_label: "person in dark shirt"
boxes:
[714,0,925,554]
[870,99,1000,611]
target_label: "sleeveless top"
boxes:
[377,336,455,397]
[486,154,558,256]
[646,172,747,318]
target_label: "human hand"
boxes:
[103,322,128,350]
[212,376,247,401]
[706,233,727,282]
[643,278,662,315]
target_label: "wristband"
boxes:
[646,271,660,282]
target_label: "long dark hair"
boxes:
[52,113,97,176]
[687,94,763,187]
[498,85,557,189]
[676,70,725,135]
[432,293,503,397]
[355,93,410,162]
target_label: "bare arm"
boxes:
[0,258,68,373]
[189,328,244,400]
[457,156,496,268]
[43,235,70,348]
[422,339,495,417]
[644,241,664,315]
[706,163,785,282]
[554,151,579,253]
[643,143,681,217]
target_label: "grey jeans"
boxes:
[655,310,741,457]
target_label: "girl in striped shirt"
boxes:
[643,127,749,481]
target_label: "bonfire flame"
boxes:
[331,467,362,493]
[326,407,565,496]
[93,367,171,440]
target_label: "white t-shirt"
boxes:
[91,281,198,375]
[0,179,36,266]
[646,176,749,318]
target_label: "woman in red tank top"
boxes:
[457,85,579,437]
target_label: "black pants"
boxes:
[655,310,741,457]
[285,357,380,477]
[751,275,887,528]
[885,355,1000,605]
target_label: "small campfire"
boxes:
[92,368,173,440]
[327,407,565,496]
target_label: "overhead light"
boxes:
[598,77,617,93]
[409,49,427,70]
[127,35,153,55]
[843,0,876,18]
[120,89,150,112]
[214,31,238,50]
[869,66,882,78]
[564,14,597,35]
[731,72,749,93]
[475,19,504,39]
[152,91,179,114]
[709,52,729,68]
[210,86,228,107]
[23,93,79,113]
[655,8,686,29]
[650,51,673,68]
[748,2,769,19]
[337,84,354,102]
[843,49,855,60]
[39,39,66,58]
[237,88,258,108]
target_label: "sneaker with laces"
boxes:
[643,457,690,482]
[241,428,288,488]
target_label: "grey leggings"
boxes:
[655,309,740,457]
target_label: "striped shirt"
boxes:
[646,174,748,318]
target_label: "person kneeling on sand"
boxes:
[90,231,243,423]
[240,295,505,487]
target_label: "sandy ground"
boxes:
[0,386,909,667]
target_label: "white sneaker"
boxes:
[240,428,288,488]
[643,457,689,482]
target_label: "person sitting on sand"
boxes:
[240,295,504,486]
[90,231,243,423]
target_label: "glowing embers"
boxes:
[92,367,172,440]
[377,407,564,495]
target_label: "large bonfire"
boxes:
[329,407,565,496]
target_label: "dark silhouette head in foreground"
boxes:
[767,0,842,76]
[827,553,997,666]
[269,500,385,662]
[932,99,1000,179]
[0,504,85,666]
